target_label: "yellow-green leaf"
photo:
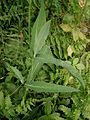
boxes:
[60,24,71,32]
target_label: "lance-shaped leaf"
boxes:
[34,20,51,57]
[31,1,46,52]
[27,46,50,83]
[6,63,24,84]
[10,66,24,84]
[36,55,85,88]
[25,81,79,93]
[27,59,43,83]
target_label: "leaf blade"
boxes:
[34,20,51,57]
[25,81,79,93]
[27,59,43,83]
[0,91,4,107]
[31,1,46,52]
[36,55,85,88]
[6,63,24,84]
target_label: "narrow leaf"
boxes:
[27,45,51,83]
[7,64,24,84]
[0,91,4,107]
[31,1,46,51]
[27,59,43,83]
[36,55,85,88]
[5,95,12,108]
[25,81,79,93]
[34,20,51,57]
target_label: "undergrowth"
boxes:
[0,0,90,120]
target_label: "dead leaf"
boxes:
[67,45,73,57]
[72,28,86,41]
[60,24,71,32]
[19,32,23,39]
[78,31,86,40]
[72,28,79,41]
[78,0,86,7]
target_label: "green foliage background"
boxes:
[0,0,90,119]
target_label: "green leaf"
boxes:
[38,113,65,120]
[34,20,51,57]
[0,91,4,108]
[5,95,12,109]
[73,58,79,65]
[5,95,15,116]
[36,55,85,88]
[25,81,79,93]
[31,1,46,52]
[44,101,52,115]
[58,105,71,115]
[38,45,52,56]
[38,115,49,120]
[6,64,24,84]
[76,63,85,70]
[83,100,90,119]
[73,109,80,120]
[27,45,51,83]
[72,28,79,41]
[49,113,66,120]
[11,66,24,84]
[27,59,43,83]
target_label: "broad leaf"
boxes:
[34,20,51,57]
[36,55,85,88]
[31,1,46,52]
[25,81,79,92]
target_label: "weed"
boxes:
[0,0,90,119]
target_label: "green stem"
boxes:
[10,85,22,96]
